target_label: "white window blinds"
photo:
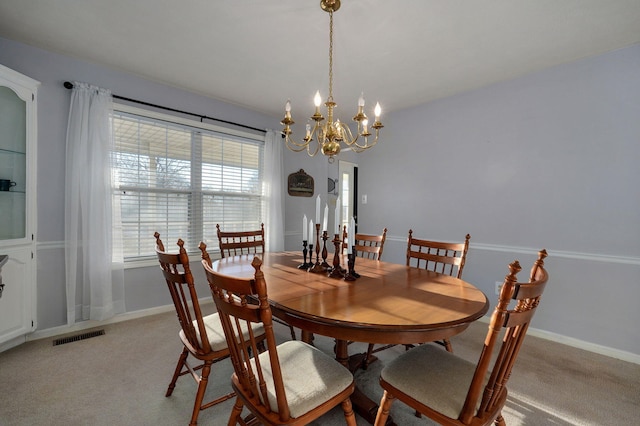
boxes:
[112,107,264,260]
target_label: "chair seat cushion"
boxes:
[251,340,354,418]
[180,313,264,352]
[380,343,480,419]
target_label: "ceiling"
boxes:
[1,0,640,119]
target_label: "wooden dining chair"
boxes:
[362,230,472,369]
[200,251,358,426]
[406,230,471,352]
[216,222,297,341]
[341,226,388,261]
[216,223,265,258]
[374,249,549,426]
[353,227,388,260]
[406,229,471,280]
[345,227,388,367]
[154,233,265,426]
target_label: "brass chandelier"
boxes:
[281,0,383,163]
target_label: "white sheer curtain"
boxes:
[65,82,125,325]
[263,129,285,251]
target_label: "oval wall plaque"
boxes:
[287,169,314,197]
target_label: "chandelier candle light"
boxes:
[281,0,383,163]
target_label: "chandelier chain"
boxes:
[328,11,334,101]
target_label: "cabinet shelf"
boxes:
[0,148,26,156]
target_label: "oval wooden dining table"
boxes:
[211,251,489,424]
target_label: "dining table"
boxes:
[211,251,489,425]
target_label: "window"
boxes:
[111,105,264,261]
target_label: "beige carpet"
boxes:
[0,308,638,426]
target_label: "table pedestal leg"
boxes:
[301,330,315,345]
[335,339,350,368]
[334,339,396,425]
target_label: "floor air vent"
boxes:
[53,329,105,346]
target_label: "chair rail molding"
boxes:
[384,235,640,266]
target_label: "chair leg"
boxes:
[273,317,296,340]
[227,397,245,426]
[288,325,297,341]
[433,338,454,352]
[189,361,212,426]
[341,398,357,426]
[363,343,376,369]
[374,390,395,426]
[166,347,189,397]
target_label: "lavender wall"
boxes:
[351,45,640,359]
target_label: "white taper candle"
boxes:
[323,204,329,232]
[315,195,321,224]
[303,214,307,241]
[335,197,341,234]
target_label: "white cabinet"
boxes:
[0,64,38,350]
[0,247,34,343]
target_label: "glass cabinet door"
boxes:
[0,64,38,349]
[0,86,27,240]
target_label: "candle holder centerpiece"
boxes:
[298,240,313,269]
[321,231,330,268]
[328,233,347,278]
[345,248,360,280]
[309,223,327,273]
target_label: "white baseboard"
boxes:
[21,301,640,365]
[25,298,213,343]
[476,316,640,365]
[0,335,28,352]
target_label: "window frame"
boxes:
[112,103,266,269]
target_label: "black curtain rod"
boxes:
[63,81,266,134]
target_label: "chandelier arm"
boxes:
[284,134,322,156]
[284,139,312,152]
[337,122,357,145]
[340,123,382,152]
[341,118,375,147]
[307,141,321,157]
[284,135,313,149]
[285,136,322,157]
[353,131,380,152]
